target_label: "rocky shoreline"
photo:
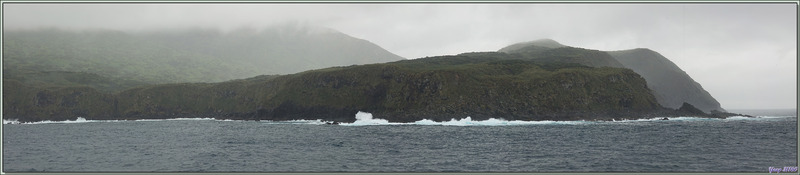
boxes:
[6,101,751,124]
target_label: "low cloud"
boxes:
[3,3,796,109]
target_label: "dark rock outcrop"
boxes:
[671,102,750,118]
[677,102,706,115]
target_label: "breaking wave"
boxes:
[260,119,328,125]
[3,117,97,125]
[339,112,593,126]
[339,112,602,126]
[2,117,235,125]
[3,112,793,125]
[338,111,796,126]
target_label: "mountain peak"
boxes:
[526,39,566,48]
[498,39,567,53]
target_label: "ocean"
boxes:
[2,110,797,172]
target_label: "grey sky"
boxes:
[3,3,797,109]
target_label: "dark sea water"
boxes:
[2,111,797,172]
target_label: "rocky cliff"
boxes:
[4,51,682,122]
[4,38,736,122]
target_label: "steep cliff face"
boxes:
[3,80,117,122]
[3,52,663,122]
[500,40,725,113]
[4,37,727,122]
[256,57,660,122]
[607,49,724,112]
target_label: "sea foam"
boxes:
[260,119,327,125]
[3,117,105,125]
[2,118,20,124]
[339,112,796,126]
[343,111,393,126]
[4,117,231,124]
[340,111,593,126]
[3,112,793,125]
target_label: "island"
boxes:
[3,39,749,123]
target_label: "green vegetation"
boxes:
[4,48,664,122]
[3,80,117,122]
[277,56,660,122]
[502,46,625,68]
[8,34,729,122]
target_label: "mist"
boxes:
[3,3,796,109]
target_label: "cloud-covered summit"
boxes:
[3,3,795,109]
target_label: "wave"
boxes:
[341,112,600,126]
[339,112,796,126]
[3,117,235,125]
[260,119,327,125]
[4,112,794,125]
[2,117,126,125]
[727,115,796,120]
[2,118,19,124]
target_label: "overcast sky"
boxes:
[3,3,797,110]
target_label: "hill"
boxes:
[4,36,741,122]
[607,48,724,113]
[5,50,685,123]
[498,39,566,52]
[500,39,725,112]
[3,25,404,92]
